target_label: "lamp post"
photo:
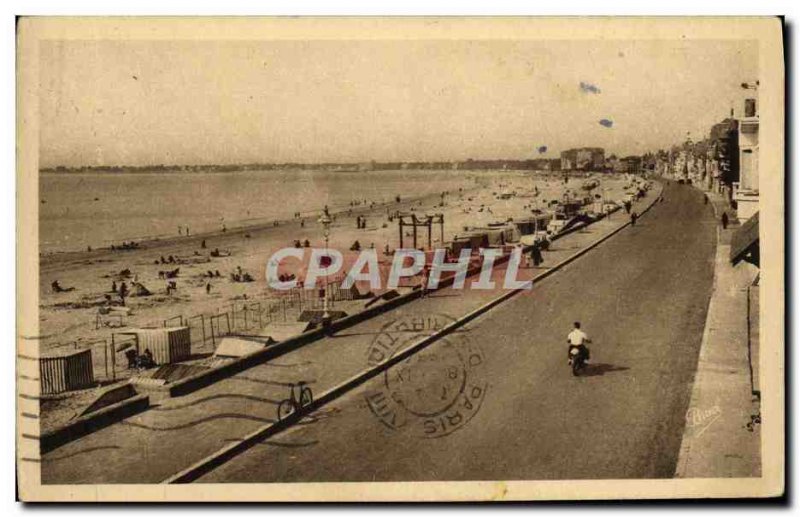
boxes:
[318,209,332,326]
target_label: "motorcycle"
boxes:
[568,345,590,376]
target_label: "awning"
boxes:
[730,212,759,266]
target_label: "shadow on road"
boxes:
[581,363,629,377]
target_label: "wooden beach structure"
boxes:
[39,349,95,395]
[397,213,444,249]
[116,327,192,365]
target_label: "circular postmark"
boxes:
[363,313,488,439]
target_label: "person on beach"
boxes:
[111,280,117,293]
[119,282,128,305]
[139,348,155,369]
[531,242,544,267]
[201,239,206,249]
[206,283,211,294]
[420,265,431,298]
[125,349,138,370]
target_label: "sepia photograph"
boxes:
[15,16,784,501]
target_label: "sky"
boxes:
[38,39,758,168]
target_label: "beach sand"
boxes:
[37,172,636,371]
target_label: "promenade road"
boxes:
[199,180,716,482]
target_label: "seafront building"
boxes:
[734,98,759,223]
[560,147,605,171]
[652,99,757,209]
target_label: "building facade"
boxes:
[560,147,605,171]
[734,98,759,223]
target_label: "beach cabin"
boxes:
[40,348,95,395]
[121,327,192,365]
[450,231,490,256]
[471,224,520,247]
[514,213,552,236]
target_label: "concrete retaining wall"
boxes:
[40,393,150,453]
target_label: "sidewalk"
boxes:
[39,185,662,484]
[674,191,761,478]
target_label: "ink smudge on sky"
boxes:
[579,81,601,94]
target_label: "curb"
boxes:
[673,214,725,478]
[164,181,663,483]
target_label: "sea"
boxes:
[39,169,510,253]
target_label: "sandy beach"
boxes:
[38,171,636,368]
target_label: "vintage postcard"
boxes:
[16,16,784,501]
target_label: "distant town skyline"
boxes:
[39,39,757,168]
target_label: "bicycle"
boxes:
[276,381,313,421]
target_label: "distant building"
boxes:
[619,156,643,175]
[708,118,740,194]
[560,147,605,171]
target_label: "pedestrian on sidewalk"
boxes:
[721,212,729,230]
[630,211,638,226]
[704,194,709,205]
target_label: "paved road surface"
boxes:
[199,180,717,482]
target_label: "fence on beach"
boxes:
[44,277,360,390]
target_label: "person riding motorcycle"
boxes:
[567,321,591,365]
